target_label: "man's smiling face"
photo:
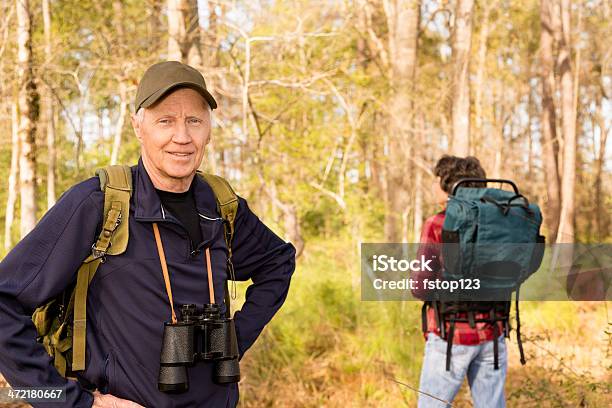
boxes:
[132,87,211,189]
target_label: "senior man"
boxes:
[0,61,296,407]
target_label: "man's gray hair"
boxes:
[135,107,145,124]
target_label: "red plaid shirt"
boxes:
[411,210,504,345]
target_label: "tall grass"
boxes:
[235,240,611,407]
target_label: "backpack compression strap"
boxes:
[198,172,239,314]
[72,165,132,372]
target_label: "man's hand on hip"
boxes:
[92,391,145,408]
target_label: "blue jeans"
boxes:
[417,332,507,408]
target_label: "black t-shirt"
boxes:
[155,182,203,249]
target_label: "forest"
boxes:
[0,0,610,406]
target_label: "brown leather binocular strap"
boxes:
[153,223,218,321]
[152,223,177,324]
[205,248,215,304]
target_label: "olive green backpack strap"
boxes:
[72,165,132,372]
[198,172,239,307]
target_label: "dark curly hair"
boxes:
[434,155,487,194]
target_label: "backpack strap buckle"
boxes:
[90,243,107,261]
[90,203,123,261]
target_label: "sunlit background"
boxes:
[0,0,610,406]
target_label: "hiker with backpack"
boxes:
[0,61,296,408]
[411,155,545,408]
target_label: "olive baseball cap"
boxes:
[134,61,217,111]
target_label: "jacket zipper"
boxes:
[158,204,222,258]
[198,213,222,222]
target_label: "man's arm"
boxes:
[0,179,102,408]
[229,197,296,357]
[411,213,443,300]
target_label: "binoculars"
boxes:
[158,303,241,392]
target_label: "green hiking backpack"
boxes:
[32,165,239,378]
[423,178,546,371]
[441,178,545,290]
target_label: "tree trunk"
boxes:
[5,100,20,250]
[167,0,202,68]
[539,0,561,243]
[556,0,576,244]
[372,124,389,212]
[473,1,492,150]
[148,0,163,45]
[383,0,420,242]
[109,0,128,165]
[203,0,218,173]
[526,81,532,182]
[450,0,474,156]
[167,0,183,61]
[491,78,507,178]
[265,178,304,257]
[42,0,56,208]
[493,123,504,178]
[203,0,220,66]
[111,81,128,165]
[16,0,39,238]
[283,204,304,258]
[593,100,609,241]
[412,115,424,241]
